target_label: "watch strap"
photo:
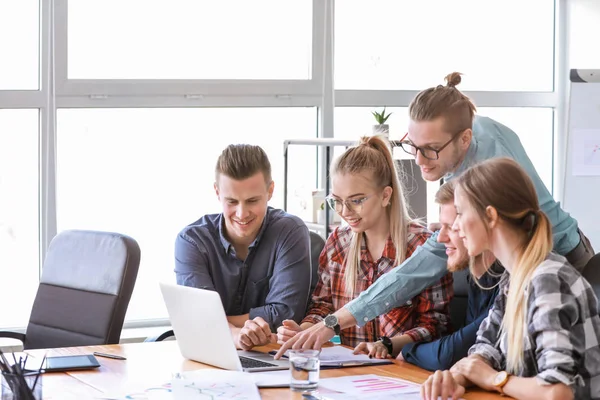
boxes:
[378,336,393,354]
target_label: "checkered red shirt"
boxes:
[302,223,453,348]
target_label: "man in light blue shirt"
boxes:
[275,72,595,357]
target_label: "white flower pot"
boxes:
[372,124,389,138]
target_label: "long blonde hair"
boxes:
[409,72,477,133]
[331,135,412,297]
[455,157,552,374]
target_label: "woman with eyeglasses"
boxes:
[421,158,600,400]
[276,135,453,355]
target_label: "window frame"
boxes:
[53,0,325,100]
[0,0,570,330]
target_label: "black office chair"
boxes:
[0,230,141,350]
[146,230,326,343]
[582,253,600,308]
[449,268,470,330]
[308,231,325,296]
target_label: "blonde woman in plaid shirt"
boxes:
[422,157,600,400]
[277,135,453,354]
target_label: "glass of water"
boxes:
[288,349,320,392]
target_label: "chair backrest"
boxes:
[449,268,470,330]
[308,231,325,296]
[24,230,141,350]
[583,253,600,309]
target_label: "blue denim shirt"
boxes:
[401,264,503,371]
[174,207,312,331]
[345,115,581,326]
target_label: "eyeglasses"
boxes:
[325,195,371,214]
[399,129,465,161]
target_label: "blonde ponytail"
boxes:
[502,210,552,373]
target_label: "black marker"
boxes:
[93,352,127,360]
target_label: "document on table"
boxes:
[273,345,393,368]
[317,346,393,367]
[96,370,262,400]
[318,374,465,400]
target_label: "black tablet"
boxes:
[43,355,101,372]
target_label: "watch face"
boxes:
[494,371,508,386]
[324,314,337,327]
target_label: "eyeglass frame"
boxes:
[399,128,466,161]
[325,195,372,215]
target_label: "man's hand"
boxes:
[353,341,390,359]
[276,320,303,344]
[274,321,334,359]
[450,356,496,391]
[421,370,465,400]
[428,222,442,232]
[236,317,276,351]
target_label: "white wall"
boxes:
[570,0,600,68]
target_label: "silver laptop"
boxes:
[159,282,289,372]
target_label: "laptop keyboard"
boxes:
[239,356,278,369]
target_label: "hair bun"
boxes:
[444,72,463,88]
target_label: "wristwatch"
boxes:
[378,336,393,354]
[323,314,341,335]
[492,370,510,395]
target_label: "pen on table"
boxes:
[93,352,127,360]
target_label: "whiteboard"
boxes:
[564,69,600,251]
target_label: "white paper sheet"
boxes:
[318,374,465,400]
[571,129,600,176]
[97,370,261,400]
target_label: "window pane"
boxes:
[335,0,554,91]
[57,108,317,321]
[68,1,312,80]
[335,107,554,219]
[0,1,39,90]
[570,0,600,68]
[479,107,554,193]
[0,110,40,328]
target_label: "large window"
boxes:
[0,0,566,330]
[67,0,313,80]
[0,110,40,327]
[56,108,317,321]
[335,0,555,91]
[0,1,39,90]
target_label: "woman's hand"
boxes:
[353,341,390,359]
[450,356,497,391]
[276,320,303,344]
[421,370,465,400]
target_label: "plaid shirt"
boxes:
[469,253,600,399]
[302,224,453,348]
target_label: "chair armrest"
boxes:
[0,331,26,344]
[144,330,175,342]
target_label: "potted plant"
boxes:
[372,107,392,138]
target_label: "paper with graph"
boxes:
[97,370,261,400]
[571,129,600,176]
[318,374,464,400]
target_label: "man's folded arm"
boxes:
[401,312,487,371]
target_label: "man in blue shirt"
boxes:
[175,144,312,351]
[275,72,594,358]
